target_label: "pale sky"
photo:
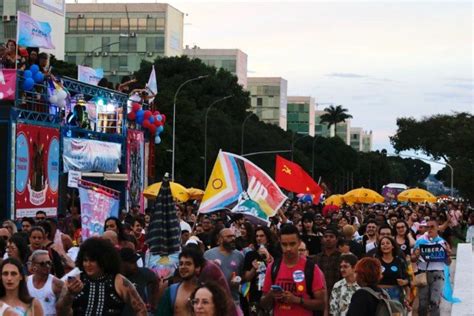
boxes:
[69,0,473,172]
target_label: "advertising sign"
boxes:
[15,124,59,218]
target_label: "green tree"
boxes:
[319,105,353,135]
[390,112,474,199]
[49,55,77,78]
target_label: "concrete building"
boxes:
[0,0,66,59]
[287,96,315,136]
[183,46,248,88]
[350,127,373,152]
[248,77,287,130]
[65,3,183,82]
[314,110,333,138]
[314,110,352,145]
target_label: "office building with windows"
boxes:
[183,46,248,88]
[314,110,352,145]
[1,0,66,59]
[65,3,183,82]
[248,77,287,130]
[287,96,315,136]
[350,127,373,152]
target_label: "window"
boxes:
[156,18,165,28]
[77,37,85,51]
[257,98,263,106]
[147,18,155,32]
[69,19,78,32]
[119,37,128,51]
[138,18,147,31]
[146,37,164,52]
[120,37,137,52]
[119,56,128,68]
[129,18,138,31]
[77,18,86,31]
[66,55,76,65]
[86,18,94,31]
[83,56,92,67]
[120,18,128,31]
[102,37,110,52]
[94,18,103,31]
[110,56,119,70]
[111,18,120,31]
[103,18,111,31]
[221,60,236,73]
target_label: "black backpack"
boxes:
[270,257,316,298]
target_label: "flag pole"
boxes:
[15,11,20,71]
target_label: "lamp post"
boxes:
[291,132,310,161]
[204,95,233,187]
[397,153,454,197]
[80,34,134,66]
[171,75,209,181]
[241,112,255,155]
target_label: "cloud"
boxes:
[424,91,473,104]
[446,83,473,90]
[325,72,368,78]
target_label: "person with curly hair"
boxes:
[190,281,231,316]
[56,237,147,315]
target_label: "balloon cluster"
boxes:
[127,102,166,144]
[22,64,44,91]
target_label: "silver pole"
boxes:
[171,75,208,181]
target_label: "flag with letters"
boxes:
[275,155,323,204]
[199,151,287,223]
[17,11,55,49]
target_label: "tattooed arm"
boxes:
[115,274,147,316]
[55,278,80,316]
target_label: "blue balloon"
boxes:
[157,114,162,122]
[33,72,44,83]
[30,64,39,74]
[136,110,145,124]
[154,135,161,144]
[22,77,35,91]
[157,125,164,133]
[136,110,144,118]
[149,116,155,124]
[23,70,32,78]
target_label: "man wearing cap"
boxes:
[120,247,159,315]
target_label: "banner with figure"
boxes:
[199,151,287,223]
[17,11,55,49]
[15,124,60,218]
[63,138,121,173]
[126,130,145,212]
[78,66,104,85]
[78,180,119,240]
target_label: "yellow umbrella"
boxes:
[187,187,205,201]
[143,182,190,202]
[324,194,345,207]
[397,188,437,203]
[343,187,385,204]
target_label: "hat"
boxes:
[119,247,141,263]
[323,226,339,237]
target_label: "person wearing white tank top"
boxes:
[27,250,64,316]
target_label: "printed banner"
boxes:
[382,186,404,201]
[0,69,16,101]
[78,65,104,85]
[33,0,65,16]
[63,138,121,173]
[127,130,145,212]
[17,11,55,49]
[199,151,287,223]
[419,244,447,263]
[15,124,59,218]
[78,180,119,240]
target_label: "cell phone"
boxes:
[67,276,75,281]
[271,285,283,292]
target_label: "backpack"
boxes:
[361,287,407,316]
[270,257,316,298]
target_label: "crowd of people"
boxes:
[0,197,470,316]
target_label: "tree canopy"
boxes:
[320,105,353,135]
[390,112,474,199]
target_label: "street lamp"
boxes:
[291,132,310,161]
[171,75,209,181]
[204,95,233,187]
[397,153,454,197]
[80,34,134,66]
[241,112,255,155]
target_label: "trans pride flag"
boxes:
[17,11,55,49]
[199,151,287,224]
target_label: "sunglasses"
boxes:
[34,261,52,267]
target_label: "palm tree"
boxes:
[319,105,353,136]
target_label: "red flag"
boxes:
[0,69,16,101]
[275,155,322,204]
